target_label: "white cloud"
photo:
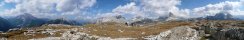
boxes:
[107,0,244,20]
[192,1,243,17]
[1,0,96,19]
[56,0,96,12]
[103,0,189,20]
[112,2,144,17]
[141,0,181,16]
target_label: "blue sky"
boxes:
[0,0,243,19]
[90,0,241,13]
[179,0,239,9]
[0,0,15,11]
[89,0,131,13]
[240,5,244,11]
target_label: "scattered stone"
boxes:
[141,32,145,34]
[7,28,21,32]
[118,29,123,33]
[145,26,200,40]
[211,29,244,40]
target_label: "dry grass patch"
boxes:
[81,21,194,38]
[0,22,194,39]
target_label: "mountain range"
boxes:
[96,12,240,26]
[0,12,241,31]
[0,13,84,31]
[204,12,238,20]
[46,18,81,25]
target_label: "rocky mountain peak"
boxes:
[205,12,236,20]
[96,15,126,23]
[168,12,175,17]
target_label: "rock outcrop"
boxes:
[145,26,200,40]
[211,28,244,40]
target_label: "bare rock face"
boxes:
[205,12,237,20]
[96,15,127,24]
[145,26,200,40]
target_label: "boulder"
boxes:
[211,28,244,40]
[145,26,201,40]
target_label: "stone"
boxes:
[145,26,201,40]
[211,29,244,40]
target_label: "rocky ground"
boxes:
[194,20,244,40]
[0,20,244,40]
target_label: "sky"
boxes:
[0,0,243,20]
[179,0,239,9]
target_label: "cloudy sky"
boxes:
[0,0,243,20]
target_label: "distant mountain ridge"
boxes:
[95,12,240,26]
[46,18,81,25]
[233,15,244,20]
[205,12,237,20]
[96,15,127,23]
[0,13,84,31]
[0,12,241,31]
[7,13,83,28]
[8,13,46,28]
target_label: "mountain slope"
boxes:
[233,15,244,20]
[205,12,237,20]
[46,18,80,25]
[8,13,46,27]
[0,17,13,31]
[96,15,127,23]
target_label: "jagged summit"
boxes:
[16,13,37,20]
[96,15,127,23]
[165,12,188,21]
[155,12,189,21]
